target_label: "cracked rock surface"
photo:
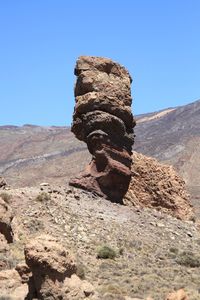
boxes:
[70,56,135,203]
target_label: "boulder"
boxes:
[24,234,77,299]
[62,273,96,299]
[0,269,28,299]
[124,152,194,220]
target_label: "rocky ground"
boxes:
[1,99,200,205]
[1,183,200,299]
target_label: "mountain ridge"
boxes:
[0,99,199,213]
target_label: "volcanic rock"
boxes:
[15,263,32,284]
[63,274,96,299]
[0,195,14,243]
[70,56,135,203]
[24,234,77,299]
[124,152,194,220]
[0,269,28,299]
[0,176,7,189]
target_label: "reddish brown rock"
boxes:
[24,234,77,299]
[70,56,135,203]
[124,152,194,220]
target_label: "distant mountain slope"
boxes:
[134,99,200,185]
[134,99,200,215]
[0,99,199,208]
[0,125,88,187]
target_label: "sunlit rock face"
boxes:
[69,56,135,203]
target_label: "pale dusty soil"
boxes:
[136,108,175,124]
[2,184,200,300]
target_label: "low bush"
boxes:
[35,192,51,202]
[176,251,200,268]
[97,245,117,259]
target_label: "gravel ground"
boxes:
[2,184,200,300]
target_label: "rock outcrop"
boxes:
[69,56,135,203]
[0,196,14,243]
[124,152,194,220]
[0,176,7,189]
[0,269,28,299]
[24,234,77,299]
[63,274,96,299]
[24,234,97,299]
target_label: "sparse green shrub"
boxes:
[35,192,51,202]
[168,247,179,259]
[169,247,179,254]
[176,251,200,267]
[97,245,117,259]
[0,192,12,203]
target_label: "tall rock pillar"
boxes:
[69,56,135,203]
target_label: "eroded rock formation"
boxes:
[23,234,97,299]
[69,56,135,203]
[125,152,194,220]
[24,234,77,299]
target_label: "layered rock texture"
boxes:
[69,56,135,202]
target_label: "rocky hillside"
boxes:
[0,125,87,187]
[0,99,199,214]
[134,99,200,216]
[1,100,199,188]
[134,99,200,186]
[0,184,200,299]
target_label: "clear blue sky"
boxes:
[1,0,200,126]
